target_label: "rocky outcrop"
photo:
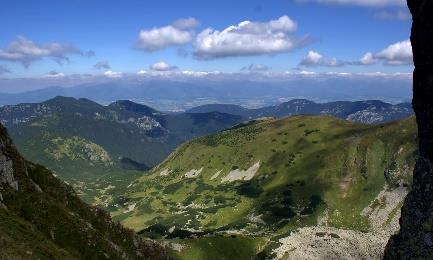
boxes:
[0,125,17,204]
[385,1,433,258]
[0,150,17,191]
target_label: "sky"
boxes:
[0,0,412,92]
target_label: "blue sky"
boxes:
[0,0,412,81]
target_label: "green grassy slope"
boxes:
[3,97,241,204]
[0,123,169,259]
[10,113,158,204]
[112,115,416,258]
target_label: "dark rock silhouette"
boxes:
[385,0,433,258]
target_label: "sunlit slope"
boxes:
[114,115,416,236]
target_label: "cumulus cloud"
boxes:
[150,61,178,71]
[359,52,377,65]
[298,0,405,7]
[241,64,270,72]
[193,15,307,59]
[375,39,413,65]
[360,39,413,65]
[0,65,11,75]
[0,36,94,67]
[94,60,111,70]
[300,50,347,67]
[103,70,123,78]
[135,18,199,52]
[299,40,413,68]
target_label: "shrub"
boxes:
[163,182,183,194]
[236,182,264,198]
[214,196,226,204]
[304,129,320,136]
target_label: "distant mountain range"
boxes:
[0,76,412,111]
[0,97,413,202]
[188,99,413,124]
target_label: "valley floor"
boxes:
[148,183,407,260]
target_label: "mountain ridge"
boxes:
[188,99,413,124]
[0,97,414,205]
[0,96,242,203]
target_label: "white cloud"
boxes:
[137,69,147,75]
[173,17,199,29]
[359,52,377,65]
[298,0,405,7]
[150,61,177,71]
[45,70,65,78]
[94,60,111,70]
[135,26,193,51]
[103,70,123,78]
[375,39,412,65]
[361,39,413,66]
[135,18,199,51]
[179,71,211,77]
[241,64,270,71]
[0,36,94,67]
[193,15,306,59]
[0,70,412,94]
[299,41,413,68]
[300,51,323,65]
[300,50,346,67]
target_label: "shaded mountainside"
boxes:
[0,97,415,207]
[112,116,417,259]
[188,99,413,124]
[0,97,241,203]
[0,97,241,168]
[0,123,169,259]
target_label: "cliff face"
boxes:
[0,123,169,259]
[385,0,433,258]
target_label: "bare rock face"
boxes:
[385,0,433,258]
[0,125,17,203]
[0,152,17,192]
